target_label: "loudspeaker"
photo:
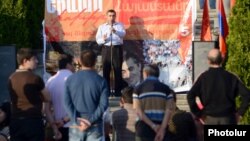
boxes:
[192,41,217,82]
[0,45,16,103]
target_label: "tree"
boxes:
[226,0,250,124]
[0,0,44,49]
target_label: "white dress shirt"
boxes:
[96,22,126,46]
[46,69,73,127]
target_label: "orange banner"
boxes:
[45,0,113,41]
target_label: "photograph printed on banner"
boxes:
[143,39,192,92]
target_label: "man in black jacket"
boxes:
[187,48,250,125]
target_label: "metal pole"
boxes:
[110,23,115,96]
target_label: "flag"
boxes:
[200,0,212,41]
[218,0,229,58]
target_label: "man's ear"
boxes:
[142,71,148,79]
[207,59,211,65]
[119,98,125,108]
[120,97,125,104]
[22,58,28,64]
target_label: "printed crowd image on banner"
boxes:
[44,0,195,92]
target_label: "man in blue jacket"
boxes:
[64,50,110,141]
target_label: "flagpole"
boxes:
[110,23,115,96]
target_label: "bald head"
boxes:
[207,48,223,65]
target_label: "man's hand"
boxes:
[151,124,160,133]
[154,126,166,141]
[51,124,62,140]
[235,112,242,124]
[103,34,108,41]
[70,118,91,131]
[110,27,116,33]
[78,118,91,131]
[55,120,64,128]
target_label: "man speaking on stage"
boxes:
[96,9,126,96]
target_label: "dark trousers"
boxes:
[205,115,237,125]
[102,45,123,96]
[135,120,167,141]
[58,127,69,141]
[10,118,45,141]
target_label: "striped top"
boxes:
[133,77,173,122]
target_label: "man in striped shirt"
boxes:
[133,64,175,141]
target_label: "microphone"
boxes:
[110,22,113,46]
[111,21,114,26]
[111,21,115,33]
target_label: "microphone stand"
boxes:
[110,22,115,96]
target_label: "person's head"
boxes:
[58,53,75,72]
[17,48,38,70]
[121,86,134,105]
[95,55,103,75]
[0,102,10,129]
[80,50,97,68]
[207,48,223,66]
[106,9,116,24]
[143,64,160,79]
[122,54,141,86]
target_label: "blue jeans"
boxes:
[199,0,216,9]
[69,123,103,141]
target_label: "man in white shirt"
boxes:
[96,9,126,96]
[45,54,75,141]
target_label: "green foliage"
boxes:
[226,0,250,124]
[0,0,44,49]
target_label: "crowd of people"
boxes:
[143,40,192,91]
[1,8,250,141]
[5,47,199,141]
[2,46,249,141]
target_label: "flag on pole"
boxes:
[200,0,212,41]
[218,0,229,58]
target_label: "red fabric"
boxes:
[200,0,212,41]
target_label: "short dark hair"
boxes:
[58,54,73,69]
[17,48,37,65]
[121,86,134,104]
[124,52,140,65]
[107,9,116,15]
[143,64,160,77]
[80,50,97,68]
